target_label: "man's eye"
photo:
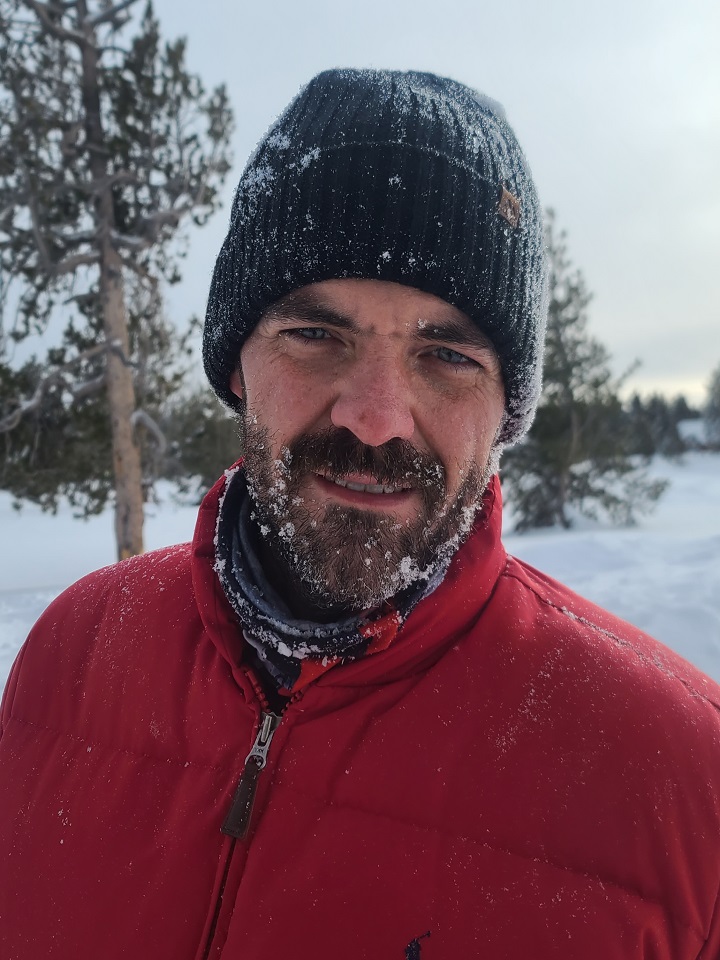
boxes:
[287,327,330,341]
[433,346,475,365]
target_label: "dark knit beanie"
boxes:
[204,68,547,444]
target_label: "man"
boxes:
[1,69,719,959]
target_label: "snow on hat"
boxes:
[204,68,548,444]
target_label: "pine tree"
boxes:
[625,393,656,457]
[0,0,232,557]
[159,386,240,503]
[624,393,687,458]
[706,364,720,449]
[502,211,667,530]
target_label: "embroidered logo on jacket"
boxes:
[405,931,431,959]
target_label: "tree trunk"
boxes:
[101,243,145,559]
[78,1,144,559]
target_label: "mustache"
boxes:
[284,428,446,495]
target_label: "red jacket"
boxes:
[2,472,720,959]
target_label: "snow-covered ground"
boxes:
[1,453,719,691]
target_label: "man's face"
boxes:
[231,279,505,617]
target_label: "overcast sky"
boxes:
[151,0,719,403]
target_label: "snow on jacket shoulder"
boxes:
[1,473,720,960]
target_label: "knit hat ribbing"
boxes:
[204,69,547,444]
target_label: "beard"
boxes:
[240,415,500,616]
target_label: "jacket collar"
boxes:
[192,464,507,698]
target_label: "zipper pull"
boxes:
[221,712,281,840]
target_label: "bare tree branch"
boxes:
[0,336,138,433]
[87,0,141,28]
[49,226,97,245]
[51,250,101,275]
[97,169,141,191]
[20,163,53,270]
[111,230,150,252]
[71,371,105,398]
[130,407,166,454]
[0,341,110,433]
[37,169,141,200]
[19,0,86,44]
[14,158,100,276]
[111,203,193,251]
[119,254,160,292]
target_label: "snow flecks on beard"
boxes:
[241,419,499,615]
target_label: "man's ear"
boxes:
[229,369,243,400]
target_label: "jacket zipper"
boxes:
[200,710,282,958]
[221,711,282,839]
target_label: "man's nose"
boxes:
[330,356,415,447]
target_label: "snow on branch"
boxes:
[48,226,97,245]
[20,0,86,44]
[0,340,131,434]
[50,250,101,276]
[130,408,166,454]
[86,0,141,28]
[15,157,100,276]
[111,231,149,253]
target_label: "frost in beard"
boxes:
[246,449,291,522]
[364,444,499,600]
[242,417,501,617]
[254,464,486,612]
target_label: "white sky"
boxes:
[151,0,720,404]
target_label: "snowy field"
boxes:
[1,452,719,691]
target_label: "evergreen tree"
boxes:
[624,393,687,458]
[159,386,240,502]
[0,281,195,515]
[0,0,232,557]
[706,364,720,449]
[502,212,667,530]
[625,393,656,457]
[671,395,700,423]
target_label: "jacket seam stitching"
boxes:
[6,714,230,773]
[698,865,720,955]
[501,566,720,711]
[294,786,702,937]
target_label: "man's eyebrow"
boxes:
[262,293,357,331]
[413,319,497,355]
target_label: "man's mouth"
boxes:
[326,477,412,495]
[316,472,415,497]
